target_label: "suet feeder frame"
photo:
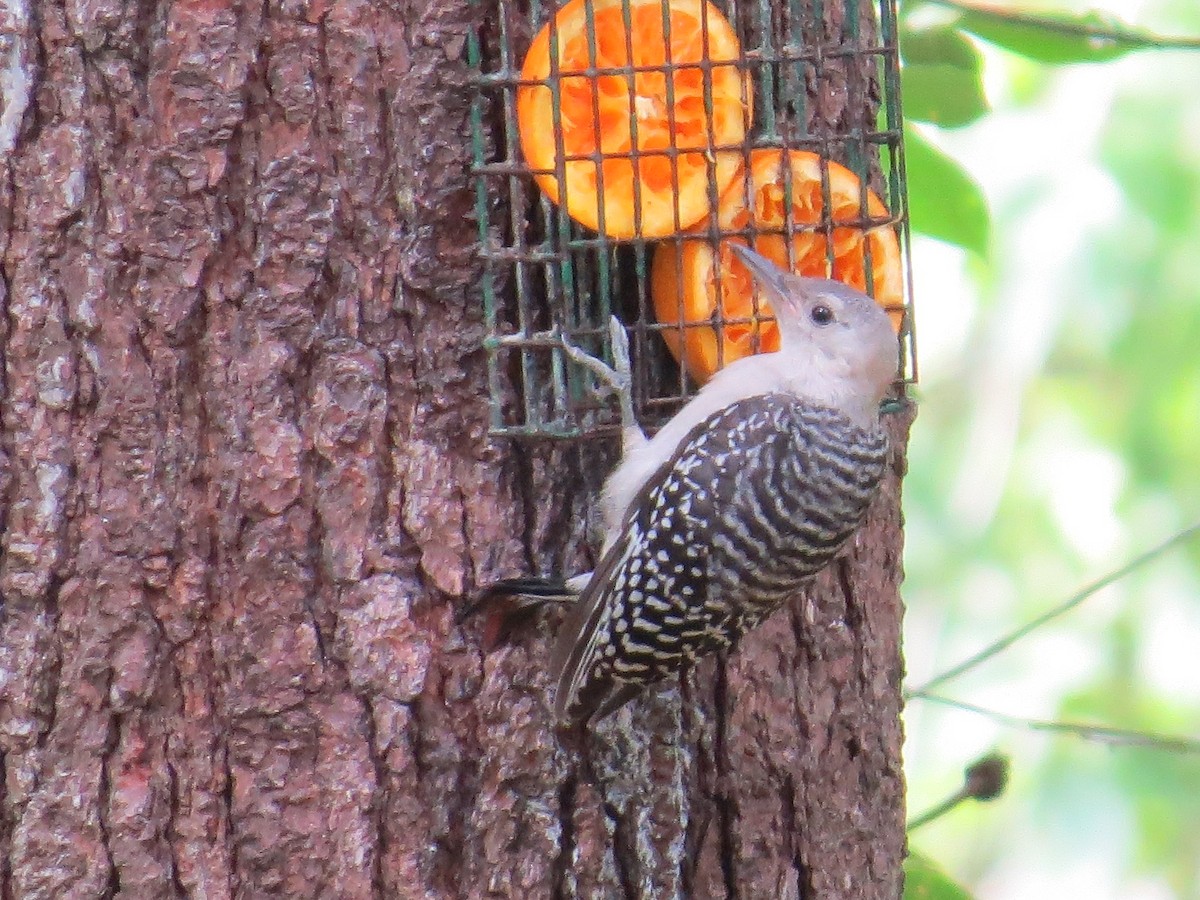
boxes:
[468,0,915,439]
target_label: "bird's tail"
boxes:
[482,576,579,603]
[459,574,590,648]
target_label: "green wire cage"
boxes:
[468,0,914,439]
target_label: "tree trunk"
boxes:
[0,0,909,897]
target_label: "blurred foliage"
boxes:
[898,0,1200,897]
[905,854,976,900]
[945,2,1200,63]
[903,126,991,257]
[901,25,990,126]
[898,0,1200,257]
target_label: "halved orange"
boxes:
[517,0,752,239]
[651,149,904,382]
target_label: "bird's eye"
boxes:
[810,304,834,326]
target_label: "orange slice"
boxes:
[517,0,752,239]
[651,149,904,382]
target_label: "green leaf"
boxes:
[903,125,990,256]
[952,6,1199,64]
[901,22,981,68]
[902,64,989,128]
[904,853,975,900]
[901,26,989,128]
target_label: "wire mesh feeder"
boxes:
[468,0,914,439]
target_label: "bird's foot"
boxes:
[558,316,646,453]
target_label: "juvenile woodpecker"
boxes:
[491,245,899,726]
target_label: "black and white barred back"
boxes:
[551,391,890,724]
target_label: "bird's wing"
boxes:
[551,393,886,726]
[548,474,681,725]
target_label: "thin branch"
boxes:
[908,751,1009,831]
[926,0,1200,51]
[908,522,1200,697]
[906,792,966,832]
[912,693,1200,754]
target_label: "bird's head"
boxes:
[729,243,899,411]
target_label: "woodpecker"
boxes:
[487,244,899,726]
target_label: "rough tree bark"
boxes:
[0,0,910,897]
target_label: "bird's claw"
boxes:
[558,316,643,448]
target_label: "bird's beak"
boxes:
[729,243,795,309]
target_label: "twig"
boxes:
[911,693,1200,754]
[907,522,1200,697]
[926,0,1200,51]
[908,751,1009,830]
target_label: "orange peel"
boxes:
[517,0,752,238]
[651,149,904,382]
